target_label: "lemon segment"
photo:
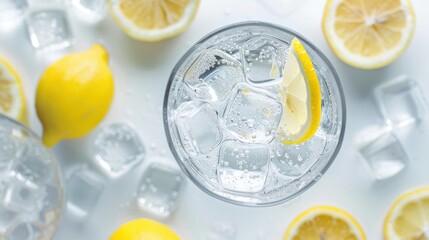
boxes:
[384,187,429,240]
[284,206,366,240]
[0,57,27,124]
[277,38,322,145]
[108,0,200,42]
[110,218,180,240]
[322,0,415,69]
[36,44,114,147]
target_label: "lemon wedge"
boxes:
[277,37,322,145]
[284,206,366,240]
[384,187,429,240]
[322,0,415,69]
[0,57,27,124]
[110,218,180,240]
[107,0,200,42]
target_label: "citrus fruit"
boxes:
[107,0,200,42]
[0,57,27,124]
[322,0,415,69]
[284,206,366,240]
[384,187,429,240]
[277,37,322,145]
[110,218,180,240]
[35,44,114,147]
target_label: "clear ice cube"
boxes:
[0,207,17,233]
[375,76,428,128]
[0,0,28,21]
[6,223,40,240]
[175,101,222,156]
[185,49,245,102]
[93,123,146,178]
[70,0,107,22]
[223,86,282,143]
[357,128,408,180]
[137,163,185,218]
[67,169,104,217]
[217,142,270,193]
[3,175,43,213]
[26,8,72,51]
[242,36,287,84]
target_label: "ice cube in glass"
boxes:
[26,8,72,51]
[217,142,270,193]
[93,123,146,178]
[70,0,107,23]
[3,175,42,213]
[0,207,17,233]
[137,163,185,218]
[375,76,428,128]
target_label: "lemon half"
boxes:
[110,218,180,240]
[277,37,322,145]
[322,0,415,69]
[108,0,200,42]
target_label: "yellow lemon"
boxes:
[107,0,200,42]
[0,57,28,124]
[36,44,114,147]
[110,218,180,240]
[284,206,366,240]
[384,187,429,240]
[277,37,322,145]
[322,0,415,69]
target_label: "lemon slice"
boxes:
[0,57,27,124]
[284,206,366,240]
[277,37,322,145]
[322,0,415,69]
[384,187,429,240]
[108,0,200,42]
[110,218,180,240]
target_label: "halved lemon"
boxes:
[284,206,366,240]
[384,187,429,240]
[0,57,27,124]
[107,0,200,42]
[322,0,415,69]
[110,218,180,240]
[277,37,322,145]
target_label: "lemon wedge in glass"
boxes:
[277,37,322,145]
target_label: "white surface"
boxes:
[1,0,429,239]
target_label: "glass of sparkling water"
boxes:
[163,22,346,206]
[0,114,63,238]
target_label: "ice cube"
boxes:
[242,36,287,84]
[0,0,28,21]
[217,142,270,193]
[66,169,104,217]
[70,0,107,23]
[257,0,309,16]
[357,127,408,180]
[211,222,237,239]
[93,123,146,178]
[375,76,428,128]
[185,49,245,102]
[175,101,222,156]
[3,175,43,213]
[223,86,282,143]
[137,163,185,218]
[26,8,72,51]
[6,223,40,240]
[0,207,17,233]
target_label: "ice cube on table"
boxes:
[175,101,222,156]
[70,0,107,22]
[217,142,270,193]
[357,128,408,180]
[375,76,428,128]
[0,0,28,21]
[223,86,282,143]
[3,175,43,213]
[93,123,146,178]
[242,36,287,84]
[137,163,185,218]
[185,49,245,102]
[66,169,104,217]
[26,8,72,51]
[0,207,17,233]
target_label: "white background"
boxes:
[1,0,429,239]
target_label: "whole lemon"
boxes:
[110,218,180,240]
[36,44,114,147]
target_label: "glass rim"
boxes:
[163,21,347,207]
